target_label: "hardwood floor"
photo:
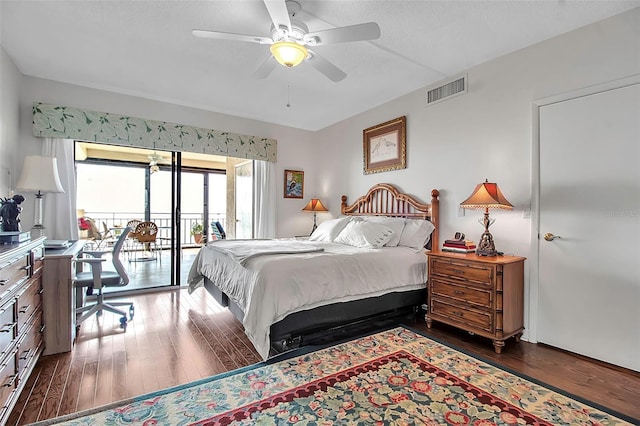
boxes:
[8,289,640,424]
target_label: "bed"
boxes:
[188,183,440,359]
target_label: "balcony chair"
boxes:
[124,219,142,260]
[210,220,226,241]
[132,221,160,263]
[75,226,134,328]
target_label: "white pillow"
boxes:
[362,216,406,247]
[398,219,436,250]
[309,217,350,242]
[334,221,394,249]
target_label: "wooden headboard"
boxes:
[341,183,440,250]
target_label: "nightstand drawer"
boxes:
[431,279,492,309]
[431,259,493,285]
[431,298,493,333]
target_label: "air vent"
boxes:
[425,74,467,106]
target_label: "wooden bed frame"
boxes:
[203,183,440,356]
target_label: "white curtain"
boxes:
[42,138,78,240]
[253,160,276,238]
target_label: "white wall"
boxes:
[312,8,640,340]
[16,77,318,237]
[0,45,23,197]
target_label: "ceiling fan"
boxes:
[148,151,168,173]
[192,0,381,82]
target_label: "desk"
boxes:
[42,240,86,355]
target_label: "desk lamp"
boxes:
[460,179,513,256]
[302,198,328,235]
[16,155,65,238]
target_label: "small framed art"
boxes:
[363,116,406,174]
[284,169,304,198]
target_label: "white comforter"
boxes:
[187,239,427,359]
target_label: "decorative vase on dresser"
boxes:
[426,251,526,353]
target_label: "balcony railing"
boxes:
[82,211,226,247]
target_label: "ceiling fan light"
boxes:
[270,41,308,68]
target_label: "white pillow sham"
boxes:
[362,216,406,247]
[309,217,350,242]
[398,219,436,250]
[334,221,394,249]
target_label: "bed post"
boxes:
[341,194,348,215]
[430,189,440,251]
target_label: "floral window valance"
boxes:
[32,103,277,162]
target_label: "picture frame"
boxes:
[363,116,407,175]
[284,169,304,198]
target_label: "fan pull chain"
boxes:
[286,84,291,108]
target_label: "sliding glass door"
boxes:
[75,142,228,290]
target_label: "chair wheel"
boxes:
[129,305,135,320]
[120,317,127,328]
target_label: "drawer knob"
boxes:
[452,269,465,274]
[19,348,32,361]
[0,322,17,333]
[453,290,464,295]
[19,304,32,314]
[452,311,463,317]
[0,279,7,286]
[2,374,17,388]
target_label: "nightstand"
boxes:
[426,251,526,353]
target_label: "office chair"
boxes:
[75,226,134,328]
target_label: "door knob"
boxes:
[544,233,561,241]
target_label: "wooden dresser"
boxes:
[426,251,526,353]
[0,237,46,424]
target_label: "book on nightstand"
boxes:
[442,240,476,253]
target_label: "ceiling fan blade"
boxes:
[306,49,346,82]
[192,29,272,44]
[252,55,277,79]
[263,0,292,32]
[305,22,381,45]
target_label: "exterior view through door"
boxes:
[75,142,238,291]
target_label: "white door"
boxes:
[538,84,640,371]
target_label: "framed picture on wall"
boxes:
[284,169,304,198]
[363,116,407,174]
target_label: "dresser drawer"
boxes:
[0,256,29,300]
[431,258,494,286]
[16,278,41,331]
[431,279,492,309]
[0,301,16,360]
[0,349,17,409]
[31,247,45,277]
[431,298,493,333]
[17,310,43,377]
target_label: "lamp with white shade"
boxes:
[16,155,65,238]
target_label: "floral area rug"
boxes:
[35,327,635,425]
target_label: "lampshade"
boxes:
[302,198,328,213]
[16,155,65,194]
[460,179,513,210]
[270,41,308,68]
[460,179,512,257]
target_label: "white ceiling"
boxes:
[2,1,638,131]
